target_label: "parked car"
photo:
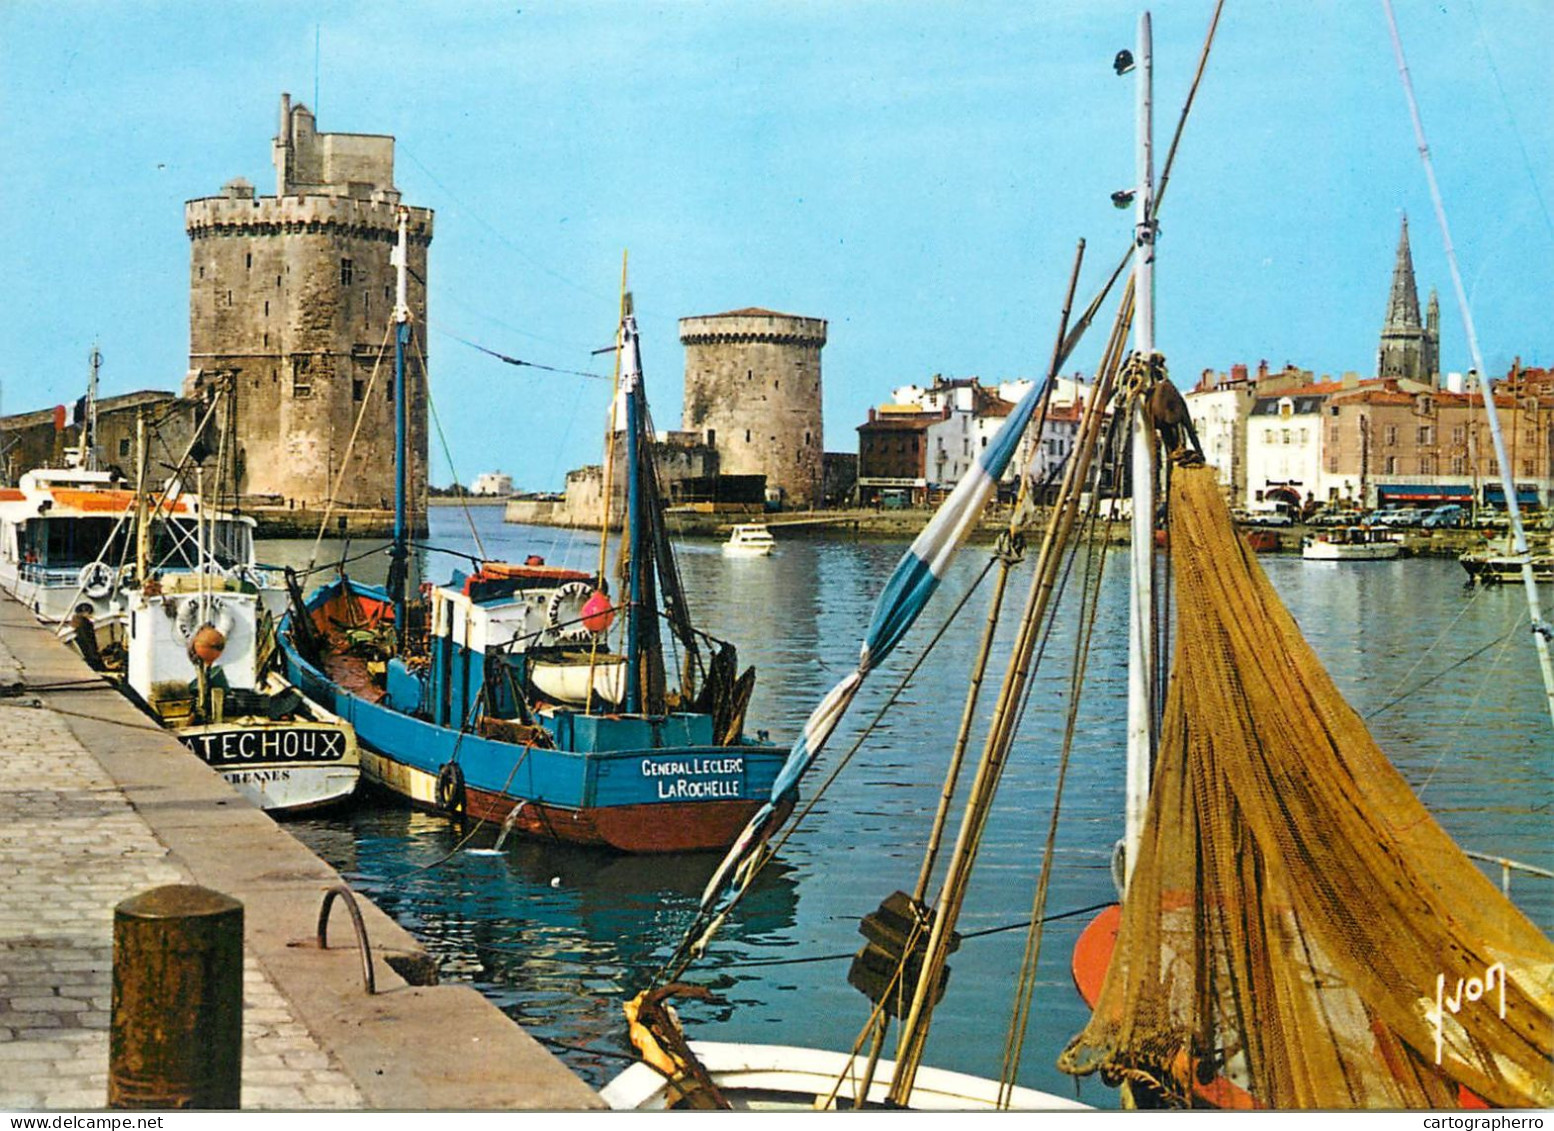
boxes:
[1422,504,1466,529]
[1247,509,1294,527]
[1374,507,1425,527]
[1311,508,1362,527]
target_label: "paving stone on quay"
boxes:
[0,643,363,1112]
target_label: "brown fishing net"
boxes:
[1058,464,1554,1108]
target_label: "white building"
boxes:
[1245,391,1329,512]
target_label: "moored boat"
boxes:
[722,524,775,556]
[120,572,359,813]
[1460,538,1554,585]
[1301,525,1402,561]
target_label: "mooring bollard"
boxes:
[109,884,244,1109]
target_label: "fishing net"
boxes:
[1058,464,1554,1108]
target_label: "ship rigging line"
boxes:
[444,329,607,381]
[418,332,488,560]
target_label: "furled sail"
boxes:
[1059,465,1554,1108]
[697,378,1048,911]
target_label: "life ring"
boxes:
[175,595,237,643]
[545,580,598,642]
[436,762,467,817]
[78,561,117,600]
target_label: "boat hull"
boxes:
[174,719,359,814]
[1460,554,1554,584]
[1301,542,1401,561]
[600,1041,1090,1111]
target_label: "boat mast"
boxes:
[1124,10,1158,890]
[1381,0,1554,731]
[620,297,644,715]
[389,205,411,651]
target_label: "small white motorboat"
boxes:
[1301,526,1402,561]
[723,523,776,556]
[600,1040,1090,1111]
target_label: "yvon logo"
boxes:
[1424,961,1505,1066]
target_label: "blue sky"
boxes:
[2,1,1550,491]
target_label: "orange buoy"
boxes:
[580,590,615,634]
[190,625,227,665]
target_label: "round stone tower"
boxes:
[185,94,433,510]
[679,308,827,508]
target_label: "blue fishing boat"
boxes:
[279,219,785,852]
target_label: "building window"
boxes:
[1417,425,1433,444]
[1452,456,1466,474]
[264,300,270,317]
[246,252,252,270]
[199,265,205,279]
[1452,425,1466,444]
[291,356,313,398]
[1419,455,1435,475]
[340,259,354,286]
[1524,460,1536,478]
[1384,425,1398,446]
[119,438,131,458]
[353,379,365,402]
[745,430,751,443]
[747,370,753,382]
[1384,456,1398,474]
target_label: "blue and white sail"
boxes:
[700,379,1048,909]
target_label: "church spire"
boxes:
[1384,215,1422,333]
[1378,213,1434,382]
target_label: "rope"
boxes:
[419,332,487,561]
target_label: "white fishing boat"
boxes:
[121,571,359,813]
[1301,525,1402,561]
[722,523,775,557]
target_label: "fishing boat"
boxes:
[119,570,359,813]
[278,217,786,852]
[609,7,1553,1112]
[1300,525,1402,561]
[722,523,775,557]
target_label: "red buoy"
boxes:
[580,590,614,634]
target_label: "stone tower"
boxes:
[679,308,827,508]
[1377,215,1440,384]
[185,94,433,510]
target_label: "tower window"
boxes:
[291,356,313,398]
[745,430,751,443]
[263,300,269,316]
[353,379,365,402]
[245,252,252,270]
[340,258,354,286]
[747,370,753,381]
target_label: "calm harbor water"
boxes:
[265,507,1552,1105]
